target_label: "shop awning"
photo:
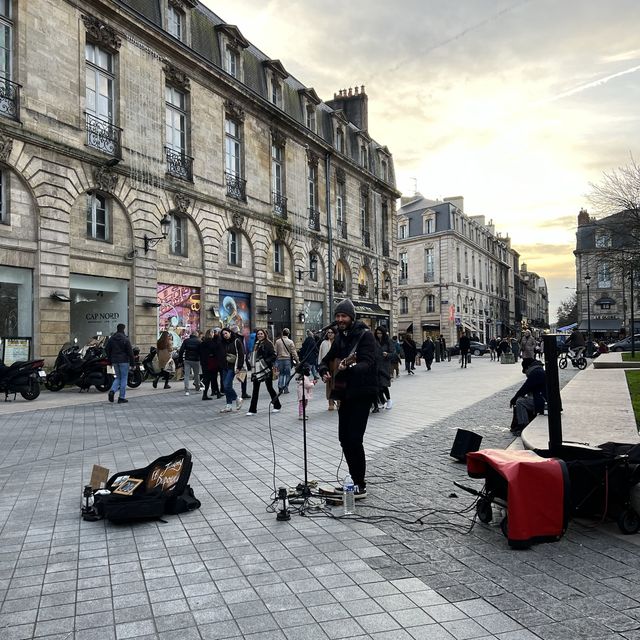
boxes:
[422,322,440,329]
[595,297,616,305]
[577,319,622,331]
[397,321,413,332]
[352,301,389,318]
[558,322,577,332]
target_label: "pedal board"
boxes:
[318,484,342,505]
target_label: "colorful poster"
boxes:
[219,290,251,345]
[157,284,201,349]
[2,337,31,366]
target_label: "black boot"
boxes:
[164,382,171,389]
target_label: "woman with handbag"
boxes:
[318,327,336,410]
[153,331,173,389]
[220,328,245,413]
[245,329,281,415]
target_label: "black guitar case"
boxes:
[95,448,200,523]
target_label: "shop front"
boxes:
[346,300,389,330]
[219,289,251,346]
[267,295,290,341]
[0,265,33,339]
[158,284,202,349]
[302,300,323,333]
[70,274,128,346]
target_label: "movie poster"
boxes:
[219,290,251,345]
[157,284,201,349]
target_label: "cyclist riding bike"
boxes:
[564,327,586,359]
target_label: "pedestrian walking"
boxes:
[511,336,520,362]
[519,329,536,359]
[245,328,282,415]
[391,335,401,378]
[489,337,498,361]
[274,328,298,394]
[374,326,393,410]
[403,333,417,375]
[299,329,319,379]
[179,331,202,396]
[199,329,223,400]
[153,331,174,389]
[219,327,245,413]
[106,323,134,404]
[459,333,470,368]
[421,336,435,371]
[440,335,450,361]
[318,327,336,410]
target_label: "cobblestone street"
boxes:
[1,358,639,640]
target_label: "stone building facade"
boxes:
[396,194,549,345]
[0,0,399,362]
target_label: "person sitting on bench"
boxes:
[509,357,546,435]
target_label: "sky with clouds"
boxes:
[205,0,640,319]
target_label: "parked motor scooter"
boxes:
[0,358,45,401]
[45,339,112,392]
[127,346,144,388]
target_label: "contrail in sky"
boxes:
[543,64,640,104]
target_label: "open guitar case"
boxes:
[95,448,201,524]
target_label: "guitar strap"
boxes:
[344,327,369,361]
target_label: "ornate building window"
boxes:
[360,186,370,248]
[335,127,344,153]
[225,116,246,200]
[400,297,408,314]
[309,253,318,282]
[225,45,239,78]
[0,168,7,224]
[271,133,286,216]
[228,229,241,266]
[307,153,319,230]
[0,1,18,121]
[424,248,434,282]
[426,295,435,313]
[169,213,187,256]
[597,262,611,288]
[167,3,185,41]
[165,84,192,180]
[381,199,389,256]
[86,192,110,242]
[399,252,408,283]
[306,104,316,132]
[336,171,346,239]
[274,241,284,274]
[85,42,120,155]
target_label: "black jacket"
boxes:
[222,334,245,370]
[375,334,393,388]
[105,331,134,365]
[299,336,317,365]
[179,335,201,362]
[318,321,377,399]
[252,339,277,368]
[402,338,417,360]
[459,335,471,352]
[511,361,547,413]
[199,337,224,371]
[421,339,435,361]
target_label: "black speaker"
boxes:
[450,429,482,462]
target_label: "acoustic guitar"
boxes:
[331,353,357,395]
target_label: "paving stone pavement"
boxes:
[1,358,639,640]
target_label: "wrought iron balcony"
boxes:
[308,207,320,231]
[85,112,122,157]
[272,191,287,217]
[382,240,390,257]
[336,220,348,239]
[358,283,369,297]
[0,77,20,121]
[165,146,193,181]
[362,229,371,248]
[225,171,246,200]
[333,279,345,293]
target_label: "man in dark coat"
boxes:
[509,357,547,434]
[319,299,376,498]
[402,333,417,374]
[106,323,134,404]
[421,336,435,370]
[459,333,471,368]
[299,330,319,379]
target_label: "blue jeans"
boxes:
[276,358,291,391]
[110,362,129,399]
[223,368,237,404]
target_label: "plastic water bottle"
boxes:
[343,474,355,515]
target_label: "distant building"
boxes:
[0,0,399,361]
[396,194,548,344]
[574,208,630,336]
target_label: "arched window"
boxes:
[86,191,110,242]
[426,295,435,313]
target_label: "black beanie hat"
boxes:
[334,298,356,320]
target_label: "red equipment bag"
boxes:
[467,449,569,548]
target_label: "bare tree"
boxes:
[556,293,577,327]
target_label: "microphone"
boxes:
[320,322,338,333]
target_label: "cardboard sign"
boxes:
[89,464,110,490]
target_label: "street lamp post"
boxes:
[584,274,592,355]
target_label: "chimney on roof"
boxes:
[577,208,590,226]
[326,85,369,131]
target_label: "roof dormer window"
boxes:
[263,59,288,110]
[225,45,239,78]
[336,127,344,153]
[216,24,249,81]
